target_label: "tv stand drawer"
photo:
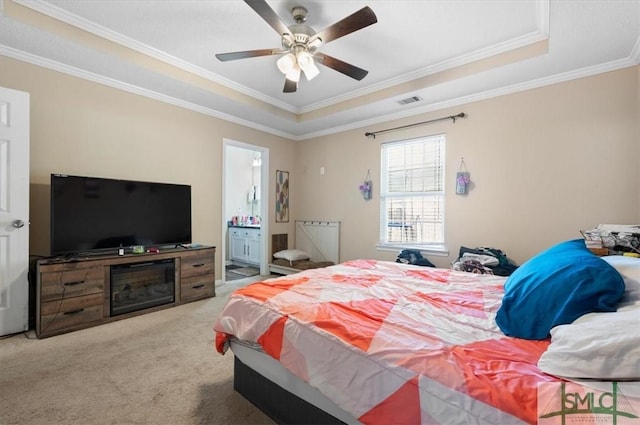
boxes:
[39,293,104,336]
[181,251,215,278]
[40,266,104,302]
[181,275,215,302]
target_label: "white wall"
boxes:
[225,146,261,223]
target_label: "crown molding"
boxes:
[9,0,634,135]
[11,0,298,114]
[297,56,639,141]
[13,0,553,117]
[3,42,635,142]
[631,34,640,65]
[298,0,551,114]
[301,31,550,115]
[0,45,297,140]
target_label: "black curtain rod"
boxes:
[365,112,467,139]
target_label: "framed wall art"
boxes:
[275,170,289,222]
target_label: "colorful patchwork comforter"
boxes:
[214,260,562,424]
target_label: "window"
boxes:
[379,134,445,250]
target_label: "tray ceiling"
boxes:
[1,0,638,140]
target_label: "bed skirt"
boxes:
[234,356,346,425]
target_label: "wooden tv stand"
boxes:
[35,246,215,338]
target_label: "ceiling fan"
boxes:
[215,0,377,93]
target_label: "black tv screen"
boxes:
[51,174,192,255]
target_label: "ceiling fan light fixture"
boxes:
[285,66,301,83]
[308,37,322,50]
[296,50,313,67]
[277,52,297,74]
[301,60,320,81]
[296,50,319,80]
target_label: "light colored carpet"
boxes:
[0,276,276,425]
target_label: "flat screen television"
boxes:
[50,174,192,256]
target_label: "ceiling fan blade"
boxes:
[283,78,298,93]
[215,48,284,62]
[315,53,368,81]
[311,6,377,45]
[244,0,291,36]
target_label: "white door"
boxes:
[0,87,30,336]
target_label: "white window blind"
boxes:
[380,134,445,248]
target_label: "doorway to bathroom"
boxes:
[223,140,269,281]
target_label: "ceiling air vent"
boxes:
[397,95,423,105]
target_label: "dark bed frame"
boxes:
[234,356,346,425]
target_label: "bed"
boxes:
[269,220,340,275]
[214,240,640,424]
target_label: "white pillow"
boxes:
[602,255,640,307]
[538,256,640,380]
[273,249,311,265]
[538,308,640,380]
[602,255,640,279]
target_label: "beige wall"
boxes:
[0,56,298,279]
[297,66,640,267]
[2,54,638,273]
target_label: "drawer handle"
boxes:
[64,280,85,286]
[192,263,205,268]
[64,308,85,315]
[192,284,205,289]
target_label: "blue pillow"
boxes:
[495,239,625,340]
